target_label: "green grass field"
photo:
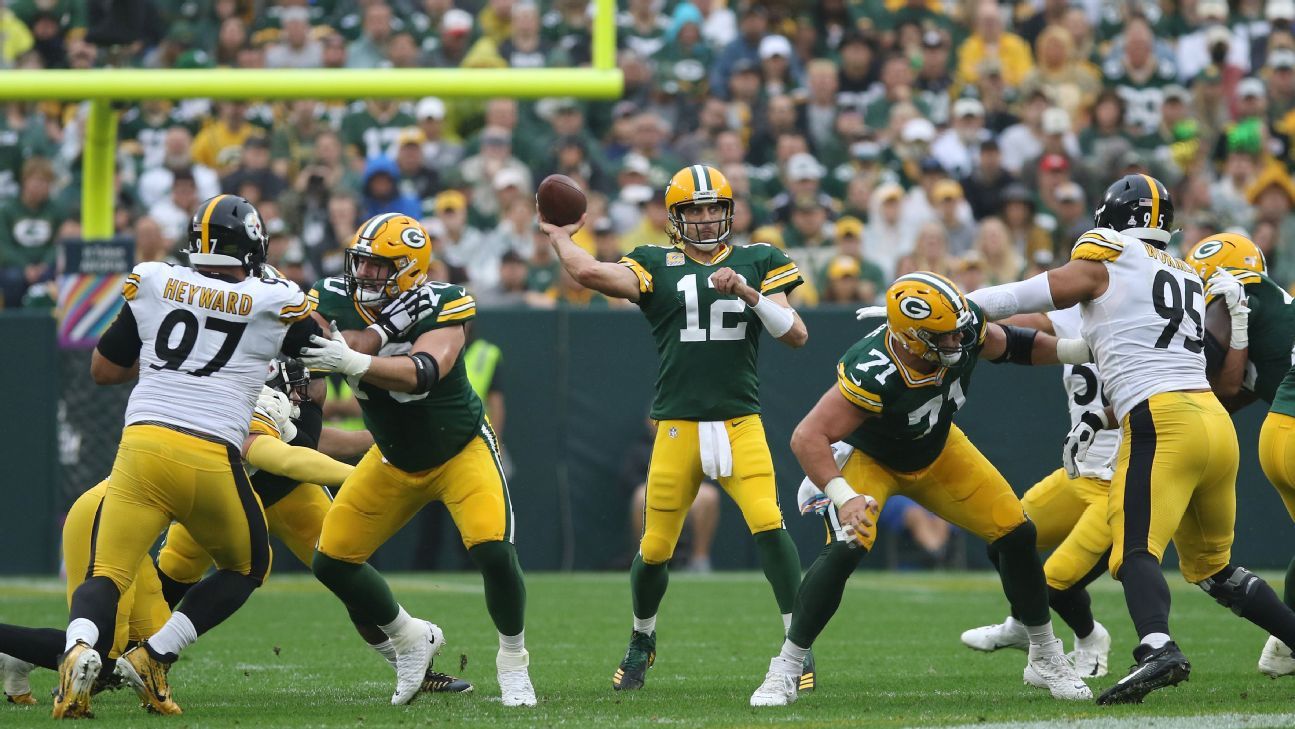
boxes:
[3,571,1294,727]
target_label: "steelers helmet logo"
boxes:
[1192,240,1223,259]
[243,211,264,241]
[400,226,427,248]
[899,296,932,320]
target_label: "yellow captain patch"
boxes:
[836,362,883,412]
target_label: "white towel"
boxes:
[798,441,856,500]
[698,421,733,480]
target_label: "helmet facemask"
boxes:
[903,310,976,367]
[266,358,310,420]
[344,246,402,305]
[670,196,733,252]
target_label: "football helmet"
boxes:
[1184,232,1266,282]
[187,194,267,274]
[665,164,734,251]
[266,356,310,410]
[1092,174,1174,248]
[885,272,977,366]
[344,213,432,305]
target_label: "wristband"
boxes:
[1230,312,1249,350]
[752,294,795,337]
[823,477,858,509]
[367,323,390,349]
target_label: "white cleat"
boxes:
[0,653,36,705]
[749,656,800,707]
[1070,621,1110,678]
[391,622,443,706]
[1026,638,1092,701]
[961,618,1029,652]
[497,649,536,707]
[1259,635,1295,678]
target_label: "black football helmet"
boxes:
[266,356,311,406]
[187,194,268,274]
[1092,174,1174,248]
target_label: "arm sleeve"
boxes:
[245,436,354,488]
[96,303,142,367]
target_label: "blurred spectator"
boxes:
[758,35,800,98]
[435,189,496,289]
[148,167,200,245]
[221,136,288,201]
[826,215,886,304]
[0,158,60,307]
[820,255,869,304]
[866,182,915,278]
[191,101,261,171]
[933,179,975,255]
[136,126,221,209]
[1213,143,1262,230]
[387,31,425,68]
[341,99,417,161]
[1001,184,1053,264]
[895,222,954,279]
[932,98,990,179]
[998,90,1051,176]
[1050,182,1090,256]
[710,4,768,100]
[462,126,531,223]
[962,139,1017,220]
[429,8,474,67]
[347,1,395,68]
[1248,166,1295,283]
[1019,25,1101,122]
[619,189,671,250]
[414,97,463,170]
[498,2,547,68]
[973,217,1024,285]
[361,156,421,219]
[956,2,1034,89]
[265,6,322,68]
[133,216,174,264]
[915,30,954,125]
[476,249,531,308]
[783,195,834,275]
[395,128,439,216]
[1103,16,1179,136]
[1176,0,1251,84]
[770,153,834,224]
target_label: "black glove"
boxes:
[372,285,436,344]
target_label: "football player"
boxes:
[540,165,812,692]
[968,175,1295,704]
[54,195,321,719]
[1186,233,1295,677]
[959,306,1117,680]
[749,272,1092,707]
[299,214,535,707]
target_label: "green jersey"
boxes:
[620,242,803,421]
[836,306,988,473]
[1224,269,1295,416]
[310,276,484,471]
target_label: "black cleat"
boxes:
[1096,641,1191,705]
[799,649,816,692]
[421,659,473,694]
[612,630,656,691]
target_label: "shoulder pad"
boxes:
[1071,228,1126,262]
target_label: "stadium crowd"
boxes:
[4,0,1295,310]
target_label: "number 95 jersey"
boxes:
[1071,229,1210,421]
[123,261,314,447]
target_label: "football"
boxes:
[536,174,587,226]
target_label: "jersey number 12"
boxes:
[678,274,747,342]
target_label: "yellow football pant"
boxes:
[318,423,512,564]
[91,424,271,593]
[1108,391,1238,583]
[1258,411,1295,520]
[1021,469,1112,590]
[159,482,333,583]
[64,482,169,658]
[640,416,784,564]
[832,425,1025,549]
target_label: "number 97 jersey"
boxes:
[1071,229,1211,421]
[123,261,313,447]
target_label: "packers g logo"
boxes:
[400,226,427,248]
[898,296,932,320]
[1191,240,1223,260]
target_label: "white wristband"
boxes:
[1055,337,1092,364]
[366,323,390,349]
[752,294,795,337]
[823,477,858,509]
[1230,313,1249,350]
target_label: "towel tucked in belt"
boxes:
[698,421,733,479]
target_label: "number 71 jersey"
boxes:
[619,243,803,421]
[835,306,986,473]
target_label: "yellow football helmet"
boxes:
[1184,232,1266,282]
[665,164,734,251]
[344,213,432,305]
[885,272,977,366]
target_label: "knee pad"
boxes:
[1198,564,1261,616]
[468,541,518,575]
[991,519,1038,554]
[639,532,676,565]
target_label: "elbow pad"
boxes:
[989,325,1038,365]
[409,352,441,394]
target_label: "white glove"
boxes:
[256,387,293,434]
[370,284,439,346]
[797,479,832,516]
[1062,410,1110,478]
[855,305,886,321]
[301,321,373,377]
[1205,269,1250,350]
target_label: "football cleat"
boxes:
[0,652,36,705]
[51,641,101,719]
[611,630,656,691]
[1026,638,1092,701]
[392,621,443,706]
[799,649,816,692]
[750,656,800,707]
[1097,641,1191,705]
[1070,621,1111,678]
[116,645,182,715]
[1258,635,1295,678]
[422,662,473,694]
[497,650,536,707]
[961,618,1029,652]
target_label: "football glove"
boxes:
[371,284,439,346]
[797,479,831,516]
[255,387,297,442]
[301,322,373,378]
[1205,269,1250,350]
[855,305,886,321]
[1062,410,1110,478]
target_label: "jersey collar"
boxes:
[681,243,732,266]
[885,330,946,387]
[352,298,378,325]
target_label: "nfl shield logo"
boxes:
[666,252,685,266]
[668,427,678,439]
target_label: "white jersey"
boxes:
[1073,228,1210,421]
[1047,306,1119,481]
[121,262,313,447]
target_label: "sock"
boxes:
[787,540,865,648]
[145,612,197,661]
[312,552,400,627]
[777,638,810,668]
[173,570,259,637]
[371,639,397,670]
[991,522,1051,626]
[0,625,65,670]
[1049,585,1096,640]
[633,615,657,635]
[469,541,527,636]
[64,618,98,654]
[1118,551,1172,638]
[1024,620,1056,646]
[1284,555,1295,611]
[154,558,196,610]
[67,576,118,659]
[781,613,792,634]
[1225,573,1295,648]
[499,630,526,655]
[378,606,416,645]
[753,529,802,615]
[1141,632,1171,649]
[630,553,670,622]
